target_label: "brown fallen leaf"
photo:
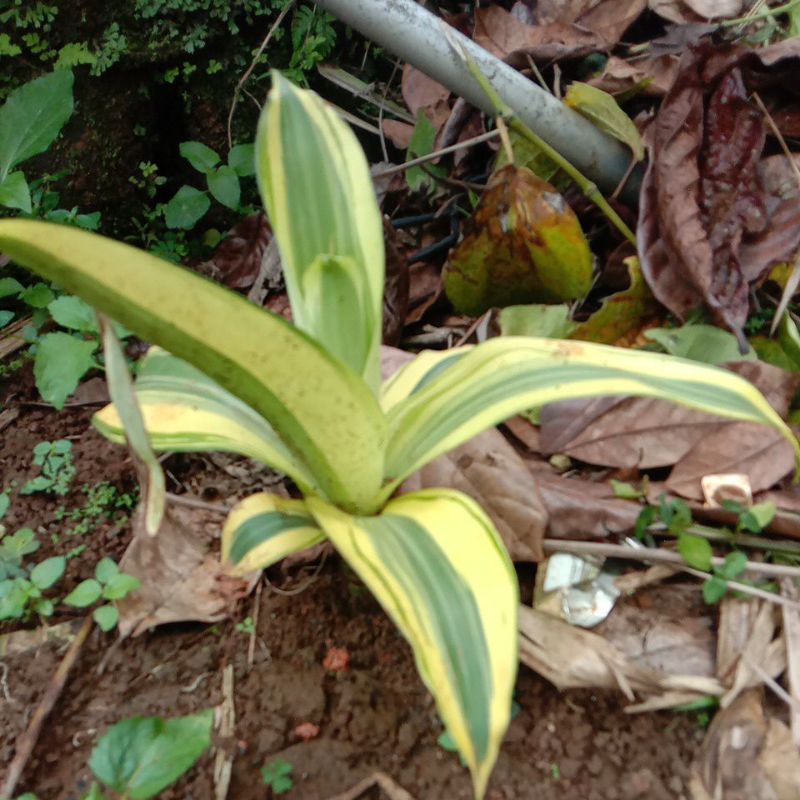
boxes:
[541,360,799,500]
[401,64,450,118]
[383,218,409,346]
[638,43,800,342]
[527,0,647,48]
[535,473,642,538]
[210,213,272,290]
[117,505,258,637]
[401,427,549,562]
[689,689,800,800]
[474,6,603,62]
[589,54,680,96]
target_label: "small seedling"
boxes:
[703,551,748,604]
[235,616,255,635]
[63,557,140,631]
[0,546,65,621]
[261,759,293,795]
[21,440,76,495]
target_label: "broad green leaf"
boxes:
[89,710,213,799]
[101,317,165,535]
[308,490,517,800]
[206,165,240,210]
[498,304,576,339]
[443,166,593,316]
[228,143,255,176]
[645,325,756,365]
[34,332,97,409]
[179,141,220,173]
[0,220,385,513]
[93,603,119,631]
[703,576,728,604]
[0,277,23,298]
[256,72,384,392]
[719,551,747,580]
[222,492,325,574]
[48,295,98,332]
[102,573,141,600]
[494,128,563,187]
[380,337,799,497]
[164,185,210,230]
[95,557,119,583]
[21,282,55,308]
[30,556,65,589]
[93,348,320,496]
[64,578,103,607]
[0,310,13,328]
[678,533,712,571]
[406,110,444,193]
[0,170,31,212]
[0,70,74,183]
[564,82,644,161]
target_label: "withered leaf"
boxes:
[540,360,799,500]
[117,504,257,637]
[636,45,792,343]
[443,165,593,316]
[589,54,680,97]
[211,213,271,290]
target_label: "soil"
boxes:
[0,366,705,800]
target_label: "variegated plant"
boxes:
[0,74,797,798]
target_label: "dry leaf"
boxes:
[589,54,680,96]
[401,428,549,562]
[117,505,257,637]
[211,213,272,290]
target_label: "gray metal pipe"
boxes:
[314,0,642,203]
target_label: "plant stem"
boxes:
[721,0,800,27]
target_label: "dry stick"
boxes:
[742,653,800,714]
[373,129,500,179]
[325,772,417,800]
[442,25,637,246]
[1,615,93,800]
[542,539,800,610]
[780,576,800,746]
[165,492,232,514]
[226,0,295,149]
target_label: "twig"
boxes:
[325,772,417,800]
[213,664,236,800]
[0,662,11,703]
[542,539,800,610]
[442,25,637,245]
[246,579,262,671]
[166,492,232,514]
[226,1,295,149]
[742,653,800,714]
[1,616,93,800]
[373,129,500,179]
[543,538,800,579]
[780,577,800,746]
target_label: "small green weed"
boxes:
[63,557,140,631]
[56,482,138,537]
[235,615,255,635]
[261,758,293,795]
[22,439,76,495]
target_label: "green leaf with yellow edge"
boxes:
[570,256,659,345]
[256,72,384,393]
[93,348,320,496]
[307,489,518,800]
[222,493,325,574]
[379,337,799,499]
[0,219,386,515]
[442,165,593,316]
[564,82,644,162]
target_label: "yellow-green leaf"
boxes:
[0,219,385,514]
[443,165,593,316]
[307,490,518,800]
[380,337,799,498]
[257,72,384,392]
[222,493,325,574]
[93,348,320,496]
[564,82,644,162]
